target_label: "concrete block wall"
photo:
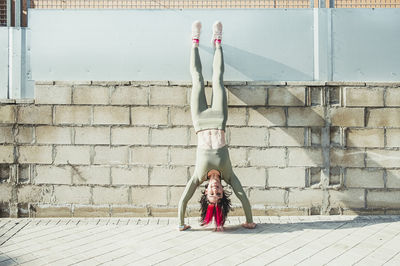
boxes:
[1,81,400,218]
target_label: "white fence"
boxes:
[0,8,400,98]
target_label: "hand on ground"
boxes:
[242,222,256,229]
[179,224,191,231]
[214,226,224,232]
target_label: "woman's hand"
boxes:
[242,222,256,229]
[214,226,224,232]
[179,224,191,231]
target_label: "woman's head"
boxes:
[199,178,233,227]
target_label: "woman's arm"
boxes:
[178,175,200,230]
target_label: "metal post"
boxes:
[6,0,11,26]
[329,0,335,8]
[310,0,314,8]
[15,0,21,27]
[319,0,326,8]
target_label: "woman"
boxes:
[178,21,256,231]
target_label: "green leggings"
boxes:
[178,47,254,226]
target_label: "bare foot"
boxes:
[242,222,256,229]
[179,224,191,231]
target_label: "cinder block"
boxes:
[265,207,308,216]
[189,127,197,146]
[73,206,110,217]
[248,148,286,167]
[345,168,384,188]
[229,127,267,147]
[367,108,400,127]
[227,108,247,126]
[287,189,323,207]
[53,185,91,204]
[233,167,266,187]
[18,146,52,164]
[228,147,247,167]
[17,106,52,124]
[110,86,148,105]
[385,88,400,106]
[111,206,147,217]
[54,145,91,165]
[366,149,400,168]
[35,165,71,185]
[345,87,384,107]
[347,129,384,148]
[330,148,365,167]
[32,205,71,217]
[150,127,187,146]
[93,187,129,204]
[150,207,178,217]
[93,106,130,125]
[130,146,168,165]
[287,107,325,126]
[17,185,53,203]
[0,127,13,144]
[288,148,323,167]
[71,166,110,185]
[15,126,34,144]
[329,189,365,208]
[268,86,306,106]
[150,166,188,186]
[387,170,400,188]
[111,127,149,145]
[170,107,193,126]
[168,186,202,206]
[36,126,72,144]
[0,145,14,163]
[387,129,400,147]
[0,184,12,202]
[0,105,16,123]
[227,86,267,106]
[169,147,196,166]
[54,106,91,125]
[269,127,304,147]
[75,127,110,145]
[268,167,306,188]
[131,106,168,125]
[330,108,364,127]
[249,188,287,206]
[73,85,109,104]
[367,191,400,208]
[131,186,168,205]
[150,86,187,106]
[248,107,286,127]
[35,85,72,104]
[111,166,148,185]
[94,146,129,165]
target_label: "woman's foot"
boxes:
[179,224,191,231]
[192,21,201,47]
[212,21,223,48]
[242,222,256,229]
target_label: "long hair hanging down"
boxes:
[199,183,233,226]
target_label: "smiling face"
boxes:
[206,173,224,204]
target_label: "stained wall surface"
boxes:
[0,81,399,218]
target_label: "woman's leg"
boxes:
[190,21,207,124]
[211,22,228,122]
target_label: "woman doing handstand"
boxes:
[178,21,256,231]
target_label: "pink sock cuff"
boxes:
[214,39,221,44]
[192,38,199,43]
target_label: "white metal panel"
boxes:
[29,9,314,81]
[332,9,400,81]
[0,27,8,98]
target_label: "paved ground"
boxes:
[1,216,400,265]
